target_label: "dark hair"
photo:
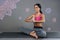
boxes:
[34,3,43,14]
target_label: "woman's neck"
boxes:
[36,11,39,13]
[36,12,41,14]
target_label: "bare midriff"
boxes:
[33,22,43,27]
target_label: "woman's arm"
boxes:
[24,15,33,22]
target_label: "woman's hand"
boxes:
[24,15,33,22]
[32,19,44,23]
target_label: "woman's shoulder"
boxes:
[32,13,36,16]
[41,13,45,17]
[31,13,37,17]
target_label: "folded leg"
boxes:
[19,27,33,34]
[34,28,47,38]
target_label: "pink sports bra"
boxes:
[34,14,42,21]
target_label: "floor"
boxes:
[0,32,60,40]
[0,38,60,40]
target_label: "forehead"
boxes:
[34,5,38,7]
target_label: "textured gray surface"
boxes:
[0,0,60,32]
[0,32,60,38]
[0,38,60,40]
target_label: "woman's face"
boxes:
[34,5,40,12]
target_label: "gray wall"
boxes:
[0,0,60,32]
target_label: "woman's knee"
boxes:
[42,31,47,37]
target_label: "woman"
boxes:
[24,3,46,39]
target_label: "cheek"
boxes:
[36,8,40,10]
[38,8,40,10]
[34,9,37,11]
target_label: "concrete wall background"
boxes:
[0,0,60,32]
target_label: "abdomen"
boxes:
[33,22,43,27]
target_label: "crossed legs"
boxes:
[30,31,38,39]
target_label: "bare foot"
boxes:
[30,31,38,39]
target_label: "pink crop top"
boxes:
[34,14,42,21]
